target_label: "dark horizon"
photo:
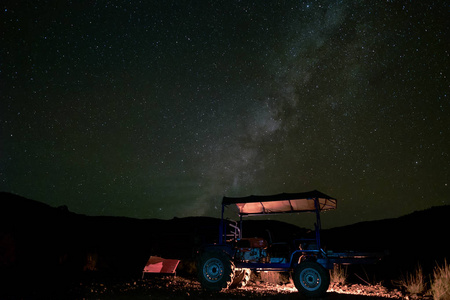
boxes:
[2,191,449,231]
[1,1,448,228]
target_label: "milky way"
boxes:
[1,1,448,228]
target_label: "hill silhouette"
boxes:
[321,205,450,284]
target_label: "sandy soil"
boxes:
[68,275,404,299]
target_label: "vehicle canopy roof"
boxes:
[222,190,337,216]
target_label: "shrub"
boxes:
[431,259,450,300]
[398,264,426,295]
[330,264,347,286]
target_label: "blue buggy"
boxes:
[197,190,381,298]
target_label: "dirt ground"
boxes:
[68,275,405,300]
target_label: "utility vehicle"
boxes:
[197,190,381,298]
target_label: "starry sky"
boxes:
[1,1,448,228]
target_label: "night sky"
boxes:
[1,1,448,228]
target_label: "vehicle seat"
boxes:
[237,237,268,249]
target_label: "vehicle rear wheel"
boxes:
[293,261,330,298]
[197,251,235,291]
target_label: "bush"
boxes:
[431,259,450,300]
[397,264,426,295]
[330,264,347,286]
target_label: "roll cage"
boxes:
[216,190,337,270]
[219,190,336,245]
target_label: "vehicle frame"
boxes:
[197,190,381,297]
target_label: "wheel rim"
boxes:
[299,267,322,291]
[203,258,224,283]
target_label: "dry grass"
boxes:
[330,264,347,286]
[431,259,450,300]
[397,264,426,295]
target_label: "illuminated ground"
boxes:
[69,275,404,299]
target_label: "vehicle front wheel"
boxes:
[293,261,330,298]
[197,251,235,291]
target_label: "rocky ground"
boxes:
[67,275,411,300]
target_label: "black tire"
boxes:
[197,251,235,291]
[230,268,251,288]
[293,261,330,298]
